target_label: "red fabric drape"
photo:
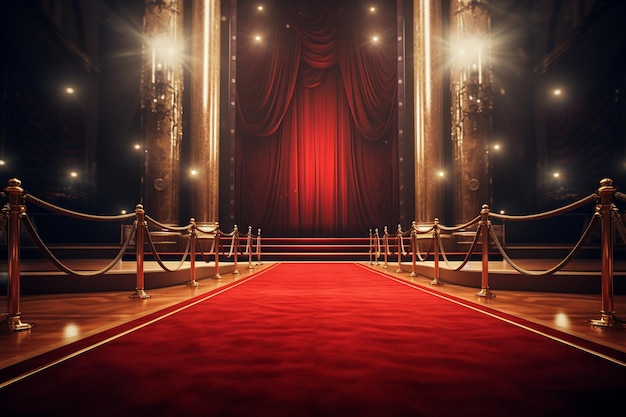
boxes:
[236,1,398,237]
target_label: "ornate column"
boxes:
[188,0,221,230]
[450,0,492,224]
[413,0,444,224]
[140,0,184,225]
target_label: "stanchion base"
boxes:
[476,288,495,298]
[590,314,626,328]
[188,280,199,288]
[129,289,151,299]
[214,274,222,279]
[430,278,443,286]
[395,268,402,273]
[3,316,34,332]
[409,272,416,277]
[233,270,240,275]
[476,288,496,298]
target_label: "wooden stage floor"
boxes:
[1,260,625,372]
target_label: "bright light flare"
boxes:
[150,35,181,59]
[455,37,487,61]
[63,323,80,339]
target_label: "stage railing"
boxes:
[1,178,261,331]
[370,178,626,329]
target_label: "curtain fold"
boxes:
[236,1,398,237]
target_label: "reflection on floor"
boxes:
[1,261,625,372]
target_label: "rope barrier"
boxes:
[612,209,626,243]
[369,178,625,328]
[1,176,623,331]
[490,215,599,276]
[144,223,192,273]
[22,213,136,277]
[25,193,136,222]
[487,193,598,222]
[1,178,263,331]
[145,214,193,233]
[438,224,481,272]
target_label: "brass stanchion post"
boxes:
[430,219,442,285]
[476,205,495,298]
[256,228,262,266]
[395,225,403,272]
[410,226,417,277]
[232,225,240,275]
[591,178,624,327]
[3,179,33,331]
[374,228,380,266]
[383,226,389,269]
[247,226,254,270]
[214,230,221,279]
[188,218,199,287]
[130,204,151,299]
[368,229,373,265]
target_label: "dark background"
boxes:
[0,0,624,243]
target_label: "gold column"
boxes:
[413,0,444,223]
[140,0,184,225]
[189,0,221,229]
[450,0,492,224]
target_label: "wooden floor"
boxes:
[1,260,625,372]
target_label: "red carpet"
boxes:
[1,262,625,417]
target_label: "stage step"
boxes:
[258,237,371,261]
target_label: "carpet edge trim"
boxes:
[0,263,282,390]
[358,263,626,368]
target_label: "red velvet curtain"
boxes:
[235,1,398,237]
